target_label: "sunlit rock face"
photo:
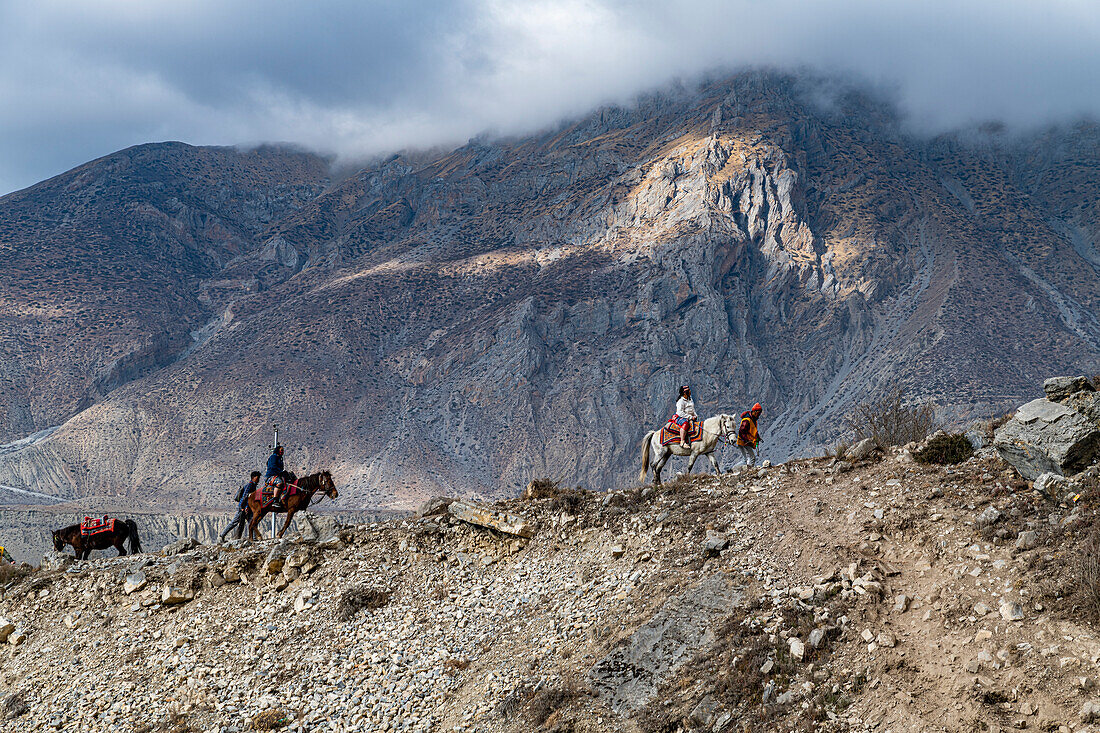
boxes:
[1,72,1098,509]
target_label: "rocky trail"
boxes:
[2,426,1100,732]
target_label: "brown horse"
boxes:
[52,519,142,560]
[247,470,338,540]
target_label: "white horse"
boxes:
[639,413,740,487]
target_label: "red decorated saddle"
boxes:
[659,419,703,446]
[254,476,298,506]
[80,516,117,537]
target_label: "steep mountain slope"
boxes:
[0,143,330,442]
[0,73,1098,510]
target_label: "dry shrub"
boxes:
[1092,374,1100,391]
[251,709,291,730]
[843,387,937,448]
[831,442,849,460]
[442,658,470,674]
[0,564,29,587]
[336,586,391,620]
[1076,532,1100,623]
[527,685,586,727]
[1,692,27,721]
[915,433,974,465]
[523,478,562,500]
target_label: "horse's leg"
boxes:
[685,450,699,473]
[117,536,126,556]
[653,447,669,487]
[707,452,720,476]
[277,504,294,538]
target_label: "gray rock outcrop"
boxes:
[994,389,1100,480]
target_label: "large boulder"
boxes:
[1044,375,1095,402]
[994,398,1100,480]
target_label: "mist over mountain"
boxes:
[0,71,1097,511]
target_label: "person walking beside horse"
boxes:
[737,403,763,467]
[219,471,259,543]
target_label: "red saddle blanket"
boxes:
[80,516,117,536]
[254,477,298,503]
[659,419,703,446]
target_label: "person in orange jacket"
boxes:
[737,403,763,466]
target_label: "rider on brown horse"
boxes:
[265,445,288,506]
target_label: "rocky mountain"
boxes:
[0,72,1098,510]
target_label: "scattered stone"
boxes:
[162,538,200,556]
[1034,473,1069,499]
[808,628,827,649]
[976,506,1002,528]
[610,544,625,558]
[703,530,729,557]
[788,637,806,662]
[8,630,26,646]
[760,659,775,675]
[1081,700,1100,723]
[415,496,455,518]
[1016,530,1040,550]
[123,571,147,595]
[875,631,897,648]
[893,595,910,613]
[847,438,877,462]
[1000,601,1025,622]
[0,619,14,643]
[161,585,193,605]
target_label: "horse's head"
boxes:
[52,530,63,552]
[319,470,338,500]
[719,414,739,441]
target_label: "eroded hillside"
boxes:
[2,447,1100,732]
[1,73,1099,509]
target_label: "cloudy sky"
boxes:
[1,0,1097,194]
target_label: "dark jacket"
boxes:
[265,452,284,479]
[235,479,258,510]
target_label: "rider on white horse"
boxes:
[673,385,697,448]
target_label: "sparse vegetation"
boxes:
[843,387,937,448]
[0,563,29,587]
[831,442,850,460]
[1076,531,1100,624]
[527,684,587,727]
[251,709,291,730]
[336,586,391,620]
[915,432,975,465]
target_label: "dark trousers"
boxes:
[220,508,252,541]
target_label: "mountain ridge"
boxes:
[0,71,1097,510]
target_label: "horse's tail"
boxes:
[125,519,142,555]
[639,431,654,483]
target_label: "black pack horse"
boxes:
[52,519,142,559]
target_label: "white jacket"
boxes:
[675,397,697,419]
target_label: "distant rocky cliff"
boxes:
[0,72,1098,509]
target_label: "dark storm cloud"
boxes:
[1,0,1098,194]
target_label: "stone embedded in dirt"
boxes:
[847,438,877,461]
[161,585,193,605]
[808,628,827,649]
[994,398,1100,480]
[760,659,775,674]
[893,595,910,613]
[703,530,729,557]
[162,537,200,556]
[1034,472,1069,499]
[1044,376,1095,402]
[876,631,897,648]
[221,566,241,583]
[1016,530,1040,550]
[0,619,14,643]
[610,544,625,558]
[62,613,79,629]
[1000,601,1025,622]
[447,500,534,538]
[265,542,290,574]
[973,601,992,616]
[1081,700,1100,723]
[8,630,26,646]
[788,637,806,661]
[976,506,1002,528]
[861,629,875,643]
[123,571,147,595]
